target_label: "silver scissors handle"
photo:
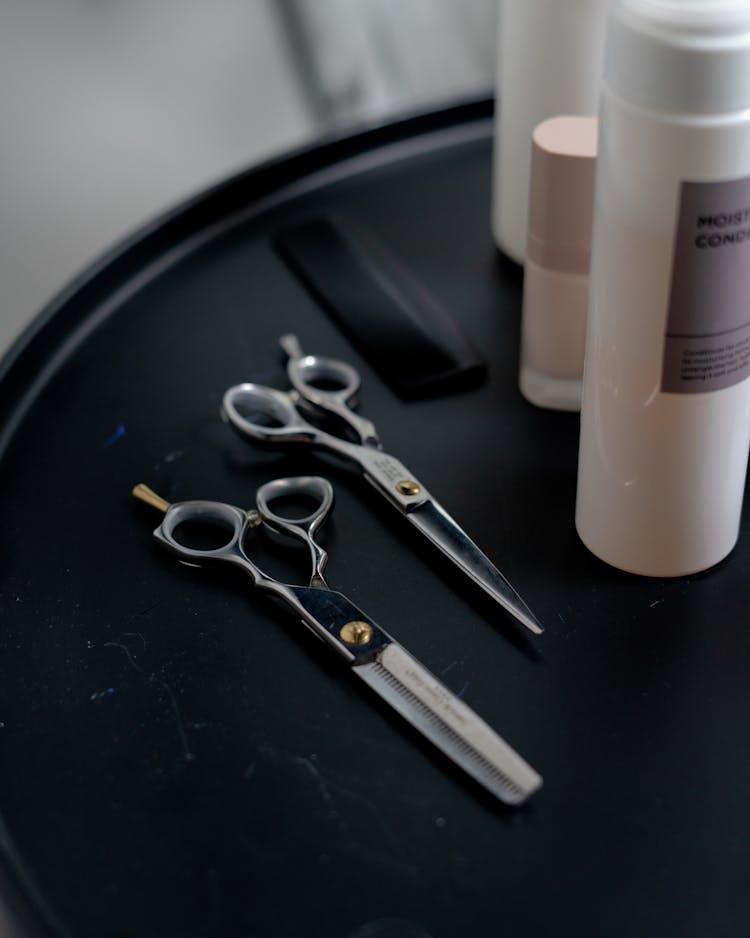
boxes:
[221,383,349,450]
[280,334,380,448]
[221,383,319,447]
[256,475,333,588]
[133,484,390,663]
[154,498,267,580]
[222,384,429,513]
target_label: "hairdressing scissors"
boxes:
[132,476,542,806]
[220,334,542,636]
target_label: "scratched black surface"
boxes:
[1,100,749,938]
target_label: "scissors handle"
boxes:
[222,382,363,459]
[153,499,257,568]
[222,383,318,445]
[134,485,390,662]
[150,498,305,614]
[256,476,333,588]
[222,383,430,513]
[281,334,380,448]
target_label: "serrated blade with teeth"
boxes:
[354,642,542,806]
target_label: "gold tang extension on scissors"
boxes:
[132,476,542,806]
[220,335,543,637]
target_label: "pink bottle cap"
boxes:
[526,115,598,275]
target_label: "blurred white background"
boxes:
[0,0,496,359]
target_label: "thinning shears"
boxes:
[221,335,542,636]
[132,476,542,805]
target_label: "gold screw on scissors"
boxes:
[339,620,374,646]
[396,480,421,497]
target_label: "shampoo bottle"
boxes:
[492,0,607,264]
[576,0,750,576]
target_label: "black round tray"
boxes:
[1,99,748,938]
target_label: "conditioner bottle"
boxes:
[576,0,750,576]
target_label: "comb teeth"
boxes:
[355,644,541,806]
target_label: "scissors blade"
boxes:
[354,642,542,805]
[406,500,543,635]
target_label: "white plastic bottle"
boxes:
[576,0,750,577]
[492,0,608,264]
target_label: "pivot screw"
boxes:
[340,620,373,646]
[396,480,421,496]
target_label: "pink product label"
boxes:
[662,175,750,393]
